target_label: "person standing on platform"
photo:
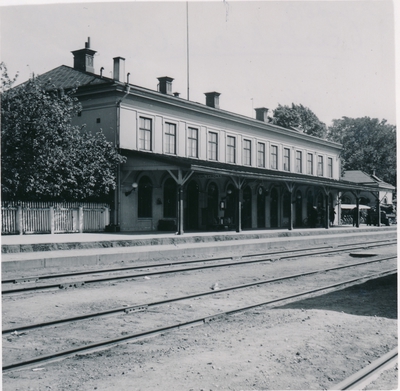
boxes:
[329,206,336,226]
[352,207,358,227]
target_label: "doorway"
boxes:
[257,186,265,228]
[206,182,219,227]
[270,187,279,228]
[295,190,302,227]
[185,180,199,230]
[242,186,252,229]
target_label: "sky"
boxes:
[0,0,398,126]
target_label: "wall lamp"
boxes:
[125,182,138,196]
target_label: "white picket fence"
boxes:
[1,201,110,235]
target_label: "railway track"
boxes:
[3,255,396,372]
[3,238,397,391]
[330,347,398,390]
[2,238,396,295]
[3,268,396,373]
[2,254,396,334]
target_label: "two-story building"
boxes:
[34,38,381,233]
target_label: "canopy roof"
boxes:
[122,150,380,193]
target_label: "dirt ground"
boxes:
[2,250,398,390]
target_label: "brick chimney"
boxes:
[113,57,126,82]
[158,76,174,95]
[255,107,269,122]
[71,37,96,73]
[205,92,220,109]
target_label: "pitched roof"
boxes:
[342,170,375,184]
[34,65,111,90]
[342,170,395,190]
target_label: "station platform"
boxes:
[1,226,397,273]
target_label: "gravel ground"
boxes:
[2,247,398,390]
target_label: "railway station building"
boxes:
[32,39,386,234]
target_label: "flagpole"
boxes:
[186,1,190,101]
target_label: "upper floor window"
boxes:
[139,117,152,151]
[243,139,251,166]
[187,127,198,158]
[327,157,333,178]
[317,155,324,176]
[257,142,265,168]
[208,132,218,161]
[296,151,302,173]
[283,148,290,171]
[271,145,278,169]
[164,122,176,154]
[226,136,236,163]
[307,153,313,175]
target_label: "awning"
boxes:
[122,149,381,193]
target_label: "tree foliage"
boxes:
[272,103,327,138]
[327,116,396,186]
[1,62,126,201]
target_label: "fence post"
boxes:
[103,207,109,229]
[79,206,84,233]
[17,204,23,235]
[49,206,55,234]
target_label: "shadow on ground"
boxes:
[277,274,397,319]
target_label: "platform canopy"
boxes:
[122,150,380,194]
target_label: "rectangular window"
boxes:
[270,145,278,169]
[296,151,302,173]
[317,155,324,176]
[307,153,313,175]
[283,148,290,171]
[208,132,218,161]
[187,127,198,158]
[164,122,176,154]
[328,157,333,178]
[243,139,251,166]
[139,117,152,151]
[257,142,265,168]
[226,136,236,163]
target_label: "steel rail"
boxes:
[3,238,395,285]
[3,255,396,334]
[329,347,398,390]
[3,268,396,373]
[0,244,348,284]
[2,240,396,295]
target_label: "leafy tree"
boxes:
[327,116,396,186]
[1,62,126,201]
[272,103,327,138]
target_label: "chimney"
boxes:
[205,92,220,109]
[113,57,126,82]
[255,107,269,122]
[173,92,180,97]
[71,37,96,73]
[158,76,174,95]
